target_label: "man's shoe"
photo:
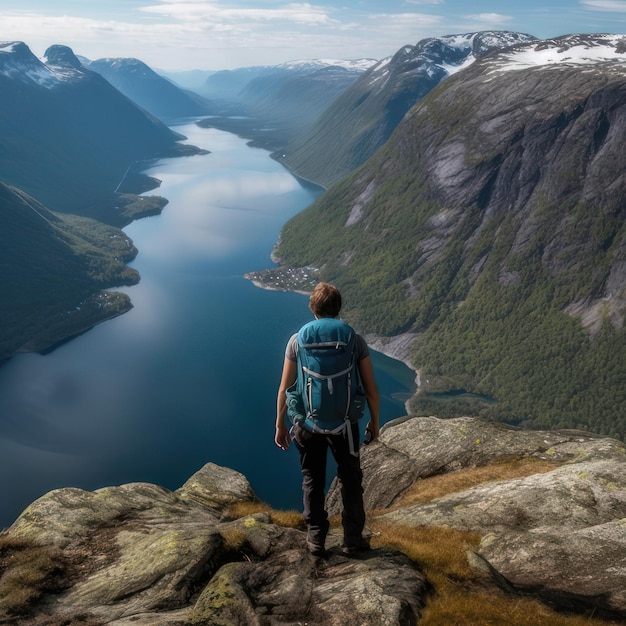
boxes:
[341,539,371,556]
[307,539,327,557]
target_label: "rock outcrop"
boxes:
[329,416,626,619]
[2,418,625,623]
[1,462,427,625]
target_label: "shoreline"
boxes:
[243,267,421,395]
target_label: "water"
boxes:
[0,123,415,528]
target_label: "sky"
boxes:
[1,0,625,72]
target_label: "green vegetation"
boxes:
[274,138,626,440]
[0,183,140,362]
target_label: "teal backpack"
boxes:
[286,317,366,436]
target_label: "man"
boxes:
[275,282,380,557]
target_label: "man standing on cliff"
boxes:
[275,282,380,557]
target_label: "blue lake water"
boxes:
[0,123,415,528]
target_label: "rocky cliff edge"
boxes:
[1,416,624,624]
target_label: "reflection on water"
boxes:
[0,123,415,528]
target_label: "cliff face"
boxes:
[2,417,624,624]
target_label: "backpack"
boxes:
[286,317,366,435]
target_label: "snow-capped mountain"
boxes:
[0,41,69,87]
[362,31,536,98]
[0,41,184,223]
[278,31,536,188]
[275,58,378,72]
[486,33,626,71]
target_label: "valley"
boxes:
[1,31,625,452]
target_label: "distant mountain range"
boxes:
[277,31,536,187]
[271,33,626,439]
[196,58,377,150]
[0,42,192,224]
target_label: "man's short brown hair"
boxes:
[309,282,342,318]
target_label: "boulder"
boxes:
[378,459,626,532]
[478,519,626,618]
[346,416,626,619]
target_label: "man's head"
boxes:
[309,282,342,318]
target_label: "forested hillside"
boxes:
[273,35,626,440]
[0,183,139,362]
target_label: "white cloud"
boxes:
[463,12,512,25]
[139,1,337,26]
[580,0,626,10]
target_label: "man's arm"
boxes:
[357,355,380,441]
[275,357,297,450]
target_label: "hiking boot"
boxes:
[307,539,327,557]
[340,538,371,556]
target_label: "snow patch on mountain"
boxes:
[277,58,377,72]
[440,56,476,76]
[0,41,59,88]
[491,33,626,71]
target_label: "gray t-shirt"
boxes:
[285,329,369,362]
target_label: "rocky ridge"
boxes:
[1,416,624,624]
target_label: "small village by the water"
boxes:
[245,265,319,294]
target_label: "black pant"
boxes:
[293,421,365,549]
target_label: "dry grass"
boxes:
[394,457,559,508]
[0,535,68,616]
[372,456,617,623]
[225,501,305,530]
[219,528,248,551]
[370,522,618,625]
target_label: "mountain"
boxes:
[199,65,274,100]
[0,181,139,363]
[197,59,376,151]
[0,42,190,224]
[268,34,626,439]
[156,67,215,91]
[276,31,536,188]
[86,57,215,121]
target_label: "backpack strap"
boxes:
[302,362,354,395]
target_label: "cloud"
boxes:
[463,12,513,25]
[580,0,626,10]
[138,1,337,26]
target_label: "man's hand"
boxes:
[365,419,379,444]
[275,423,291,451]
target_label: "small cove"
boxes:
[0,122,415,528]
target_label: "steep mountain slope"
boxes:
[197,59,375,151]
[86,57,214,121]
[0,182,139,362]
[277,31,536,188]
[0,42,186,224]
[273,34,626,438]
